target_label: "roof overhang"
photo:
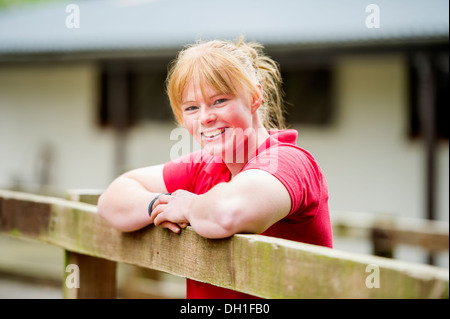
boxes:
[0,0,448,62]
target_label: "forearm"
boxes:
[187,183,244,238]
[97,175,158,232]
[186,171,290,239]
[151,169,291,239]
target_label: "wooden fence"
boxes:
[0,189,448,299]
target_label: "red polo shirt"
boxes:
[163,129,333,298]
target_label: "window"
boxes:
[99,60,174,128]
[281,67,334,126]
[409,51,449,140]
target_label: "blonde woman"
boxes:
[98,38,333,298]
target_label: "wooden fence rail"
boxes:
[331,210,449,257]
[0,189,448,299]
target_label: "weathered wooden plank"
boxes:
[332,210,449,252]
[0,189,448,298]
[66,189,104,206]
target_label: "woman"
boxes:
[98,38,333,298]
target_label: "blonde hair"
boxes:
[165,37,286,129]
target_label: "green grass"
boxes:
[0,0,63,10]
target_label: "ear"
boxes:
[250,84,263,114]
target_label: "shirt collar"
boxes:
[203,129,298,177]
[252,129,298,157]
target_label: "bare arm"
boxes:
[152,169,292,238]
[98,164,181,232]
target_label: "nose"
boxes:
[199,107,216,125]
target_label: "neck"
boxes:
[224,126,270,178]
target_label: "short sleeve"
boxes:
[163,150,232,195]
[243,145,322,218]
[163,152,199,193]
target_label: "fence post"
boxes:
[63,189,117,299]
[371,217,394,258]
[371,227,394,258]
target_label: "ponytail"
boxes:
[235,37,287,129]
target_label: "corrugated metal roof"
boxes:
[0,0,448,58]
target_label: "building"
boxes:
[1,0,448,228]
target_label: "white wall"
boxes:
[0,62,114,194]
[295,54,448,221]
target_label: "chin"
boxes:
[203,144,224,157]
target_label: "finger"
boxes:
[160,221,181,234]
[152,193,171,210]
[178,223,189,229]
[151,204,167,225]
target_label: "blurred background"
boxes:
[0,0,448,298]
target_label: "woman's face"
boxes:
[181,80,260,160]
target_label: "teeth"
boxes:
[203,128,225,138]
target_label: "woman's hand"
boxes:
[152,169,291,238]
[151,190,196,233]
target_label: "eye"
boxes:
[214,98,228,105]
[183,105,198,112]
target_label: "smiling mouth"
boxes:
[201,128,227,139]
